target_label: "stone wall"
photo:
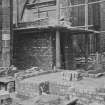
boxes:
[13,31,56,70]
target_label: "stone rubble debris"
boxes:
[61,70,82,81]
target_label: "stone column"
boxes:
[55,0,61,69]
[56,29,61,69]
[2,0,12,67]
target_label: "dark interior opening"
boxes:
[13,30,56,70]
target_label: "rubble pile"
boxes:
[15,70,105,105]
[16,78,105,104]
[61,70,82,81]
[15,66,62,80]
[0,67,10,77]
[15,67,45,79]
[0,90,12,105]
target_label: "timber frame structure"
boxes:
[1,0,104,70]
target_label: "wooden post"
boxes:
[2,0,13,67]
